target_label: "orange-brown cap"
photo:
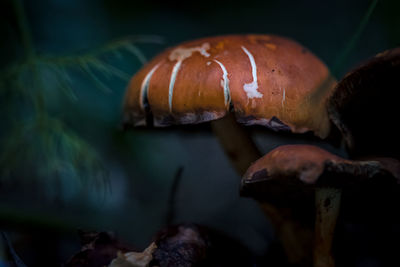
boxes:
[241,144,400,202]
[123,34,336,138]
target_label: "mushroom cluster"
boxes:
[122,34,400,266]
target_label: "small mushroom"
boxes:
[241,144,400,267]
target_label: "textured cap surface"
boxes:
[123,34,335,138]
[241,145,400,202]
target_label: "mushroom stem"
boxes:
[211,113,312,264]
[260,203,314,264]
[210,113,261,175]
[314,187,341,267]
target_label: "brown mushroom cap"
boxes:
[241,144,400,203]
[123,34,336,138]
[328,47,400,158]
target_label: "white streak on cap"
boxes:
[140,63,160,110]
[168,43,211,112]
[169,43,211,61]
[213,59,231,108]
[242,46,263,99]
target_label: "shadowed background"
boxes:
[0,0,399,266]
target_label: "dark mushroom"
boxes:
[328,47,400,159]
[241,144,400,267]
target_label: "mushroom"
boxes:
[122,34,337,263]
[328,47,400,159]
[123,34,336,174]
[241,144,400,267]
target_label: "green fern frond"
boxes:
[95,35,164,57]
[0,34,160,197]
[52,65,78,101]
[36,35,163,94]
[78,59,113,93]
[0,116,109,194]
[1,34,163,97]
[41,35,164,66]
[1,0,162,201]
[124,44,148,64]
[87,58,131,81]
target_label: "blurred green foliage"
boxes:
[0,0,162,200]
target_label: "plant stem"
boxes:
[12,0,36,60]
[12,0,47,115]
[332,0,379,76]
[260,203,314,265]
[212,114,314,265]
[210,113,261,175]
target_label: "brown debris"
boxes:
[149,224,254,267]
[64,231,136,267]
[108,243,156,267]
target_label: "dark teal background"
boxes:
[0,0,399,265]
